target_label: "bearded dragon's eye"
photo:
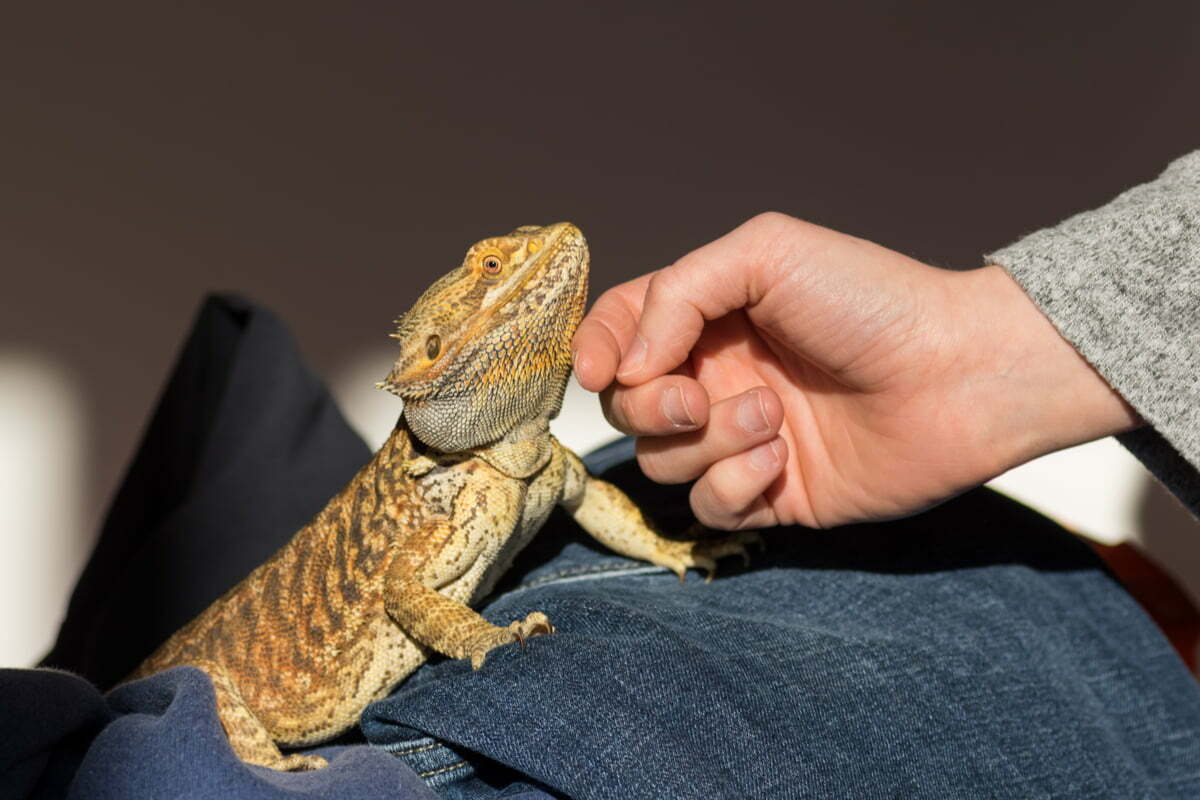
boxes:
[482,255,503,275]
[425,334,441,360]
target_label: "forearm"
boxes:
[985,151,1200,514]
[956,264,1142,469]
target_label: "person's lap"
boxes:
[14,296,1199,799]
[366,440,1200,799]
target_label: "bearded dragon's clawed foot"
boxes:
[515,613,556,644]
[656,529,763,583]
[188,659,332,772]
[566,462,763,582]
[273,753,329,772]
[566,462,765,584]
[684,524,766,565]
[467,611,556,669]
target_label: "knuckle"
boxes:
[645,265,692,308]
[636,445,679,484]
[587,298,631,330]
[635,440,696,485]
[749,212,800,252]
[745,211,794,234]
[644,269,673,303]
[617,389,648,432]
[635,449,668,482]
[591,283,626,311]
[598,389,628,431]
[698,469,745,516]
[690,483,736,531]
[739,212,820,286]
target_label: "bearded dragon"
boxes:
[129,223,756,771]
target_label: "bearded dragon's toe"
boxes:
[512,611,555,641]
[524,620,555,637]
[700,530,762,568]
[650,529,762,581]
[274,754,329,772]
[464,613,555,667]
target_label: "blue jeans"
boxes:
[361,438,1200,799]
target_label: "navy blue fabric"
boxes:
[0,666,436,800]
[75,667,434,800]
[0,669,114,800]
[362,453,1200,799]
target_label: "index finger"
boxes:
[612,213,792,386]
[571,273,654,392]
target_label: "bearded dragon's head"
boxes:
[379,222,589,452]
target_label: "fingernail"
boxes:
[736,390,769,434]
[749,439,783,471]
[616,334,648,378]
[661,385,697,428]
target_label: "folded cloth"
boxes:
[0,665,434,800]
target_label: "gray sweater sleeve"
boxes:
[985,150,1200,517]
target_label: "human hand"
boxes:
[572,213,1140,530]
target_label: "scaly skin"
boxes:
[129,223,757,771]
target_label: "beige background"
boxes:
[2,2,1199,665]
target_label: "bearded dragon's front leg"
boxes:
[383,477,554,670]
[384,549,554,669]
[559,444,760,581]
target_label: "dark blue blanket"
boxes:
[1,666,433,799]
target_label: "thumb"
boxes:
[616,212,796,385]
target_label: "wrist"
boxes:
[955,264,1141,471]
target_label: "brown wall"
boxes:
[3,1,1198,535]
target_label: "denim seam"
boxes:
[419,760,469,779]
[513,562,668,593]
[390,741,441,756]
